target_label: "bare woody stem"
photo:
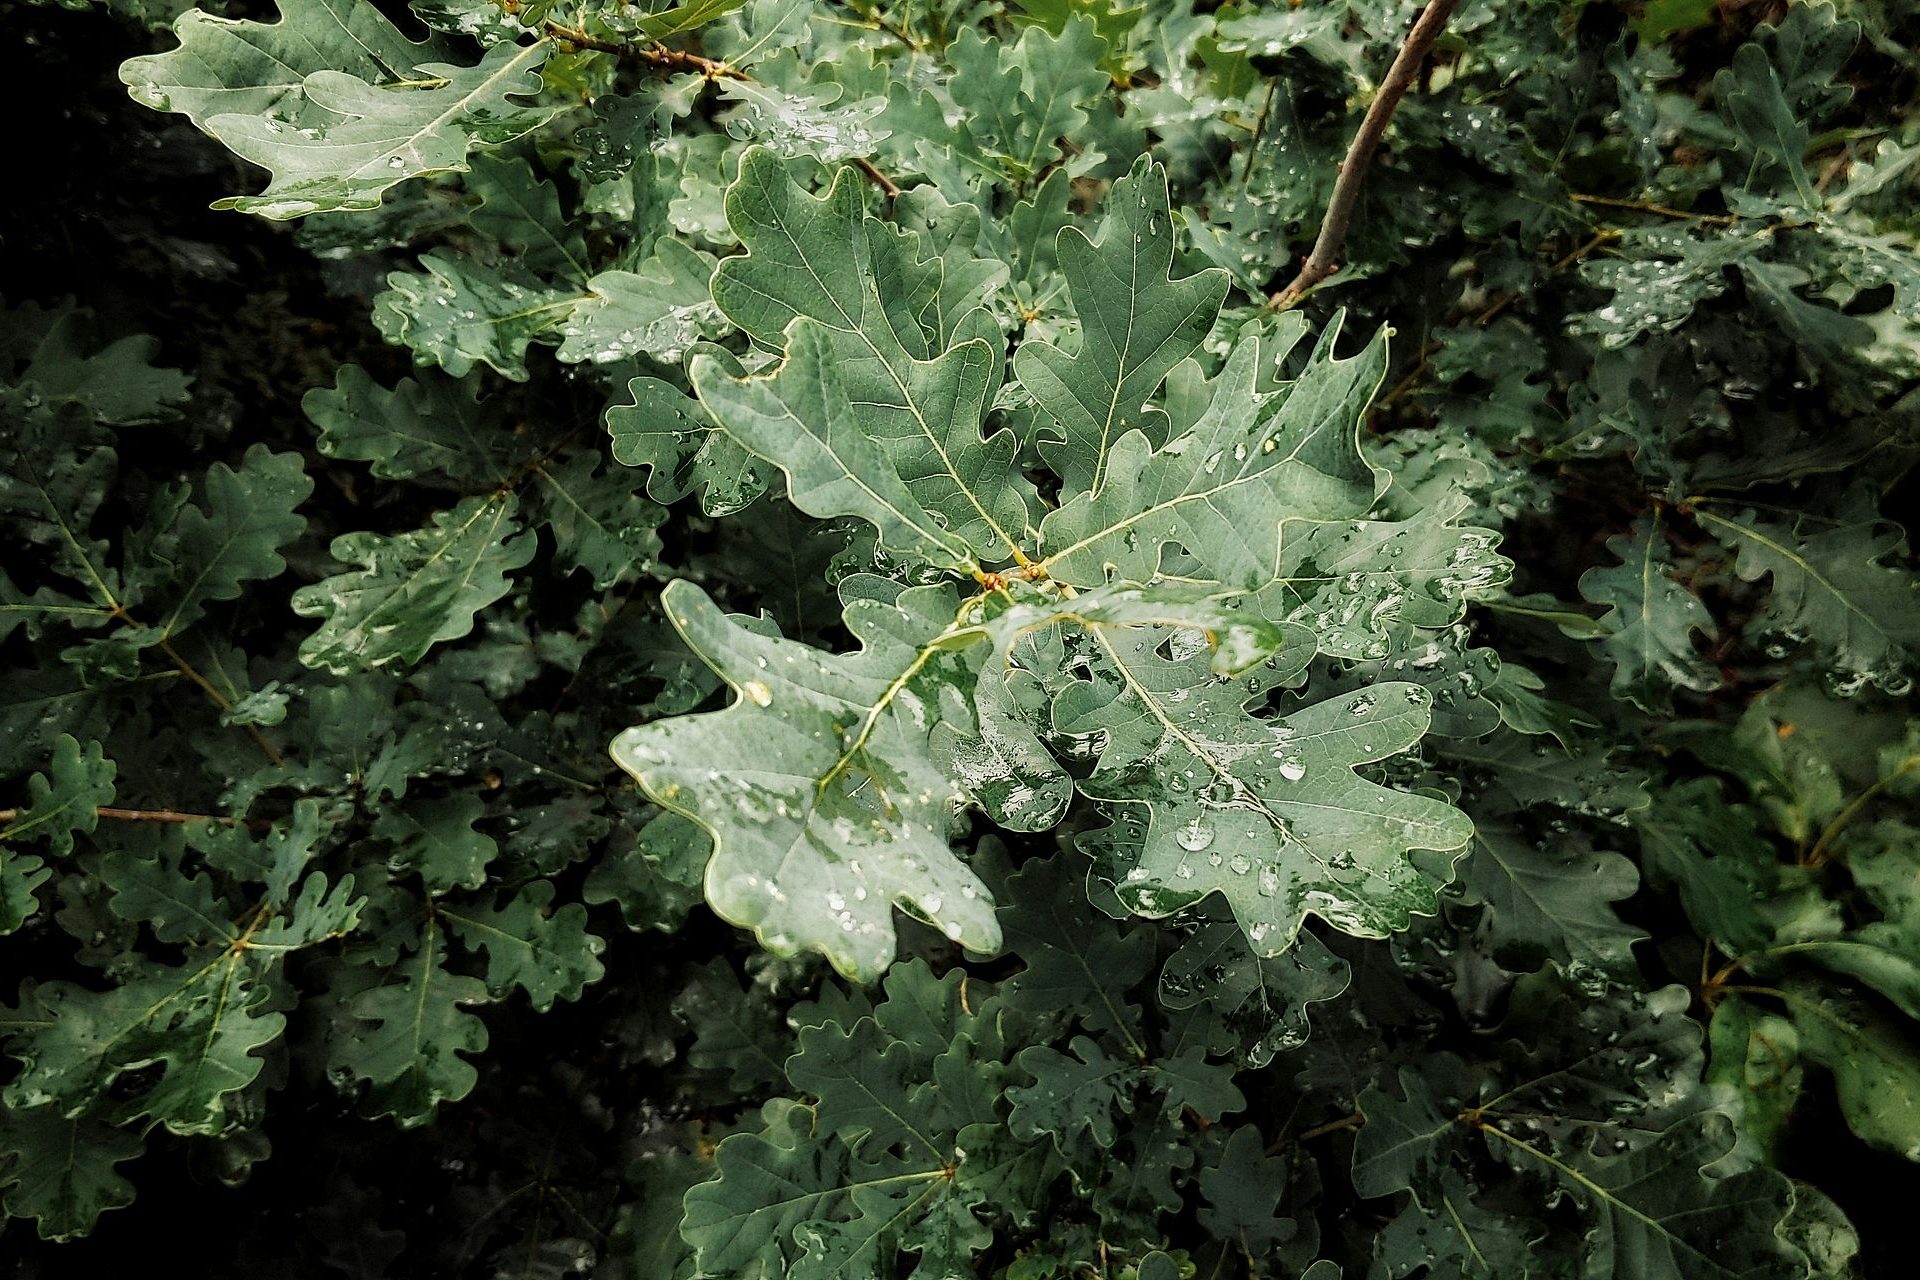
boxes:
[0,805,266,829]
[844,0,921,51]
[540,21,903,198]
[543,20,747,80]
[155,636,284,766]
[99,604,283,767]
[850,156,902,198]
[1570,192,1738,225]
[1269,0,1460,309]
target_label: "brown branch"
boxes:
[542,20,746,79]
[1806,753,1919,867]
[82,600,284,767]
[843,1,922,52]
[1269,0,1460,310]
[1298,1110,1364,1141]
[1380,226,1620,407]
[1545,227,1623,274]
[541,21,901,197]
[1465,227,1620,329]
[156,636,284,766]
[850,156,902,198]
[0,805,268,829]
[1814,148,1852,195]
[1379,347,1434,407]
[1569,192,1739,225]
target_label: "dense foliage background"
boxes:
[5,0,1920,1275]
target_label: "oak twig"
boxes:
[0,805,267,829]
[1298,1110,1365,1141]
[155,636,284,766]
[1806,753,1919,866]
[543,21,745,79]
[843,1,921,51]
[851,156,902,198]
[1379,225,1620,407]
[1569,192,1739,225]
[542,20,903,198]
[1464,227,1621,329]
[1269,0,1460,309]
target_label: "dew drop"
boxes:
[1176,817,1216,852]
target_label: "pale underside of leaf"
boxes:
[610,581,1001,980]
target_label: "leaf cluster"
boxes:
[5,0,1920,1275]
